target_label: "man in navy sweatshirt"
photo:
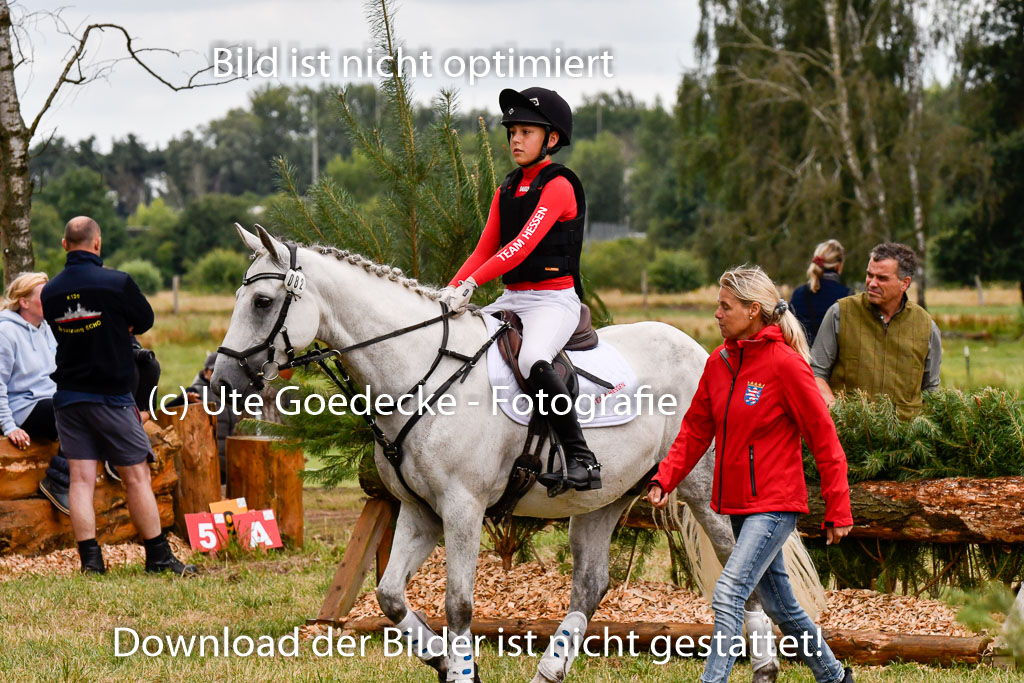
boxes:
[41,216,196,576]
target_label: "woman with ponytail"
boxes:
[648,266,854,683]
[790,239,850,345]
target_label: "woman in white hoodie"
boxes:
[0,272,67,512]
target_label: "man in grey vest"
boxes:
[810,242,942,419]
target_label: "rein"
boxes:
[218,243,509,512]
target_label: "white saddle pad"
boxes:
[483,315,640,428]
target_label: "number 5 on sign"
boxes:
[185,512,230,552]
[234,510,283,549]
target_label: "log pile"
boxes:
[624,477,1024,544]
[0,421,179,555]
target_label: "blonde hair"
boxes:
[2,272,48,312]
[719,265,811,362]
[806,239,845,293]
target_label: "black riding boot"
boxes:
[527,360,602,492]
[144,533,199,576]
[78,538,106,574]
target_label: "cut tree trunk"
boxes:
[624,477,1024,545]
[0,439,57,500]
[341,617,993,666]
[225,435,304,545]
[154,405,222,533]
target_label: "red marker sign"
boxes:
[184,512,230,552]
[234,509,283,549]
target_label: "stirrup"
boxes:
[537,443,602,496]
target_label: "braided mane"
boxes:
[253,242,444,301]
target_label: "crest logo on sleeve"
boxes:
[744,382,765,406]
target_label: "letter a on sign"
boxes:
[234,509,284,549]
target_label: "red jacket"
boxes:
[651,325,853,527]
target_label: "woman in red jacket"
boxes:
[648,266,854,683]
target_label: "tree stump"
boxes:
[154,405,222,533]
[225,435,304,546]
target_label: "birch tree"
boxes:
[0,0,239,285]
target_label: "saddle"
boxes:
[494,303,601,394]
[485,304,613,516]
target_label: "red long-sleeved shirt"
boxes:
[449,160,576,290]
[651,325,853,527]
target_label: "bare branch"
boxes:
[27,22,246,139]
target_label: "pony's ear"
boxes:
[254,224,287,264]
[235,223,263,253]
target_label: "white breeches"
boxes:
[482,287,581,378]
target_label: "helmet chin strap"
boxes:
[515,126,552,168]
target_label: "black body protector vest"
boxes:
[497,163,586,298]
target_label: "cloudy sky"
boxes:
[11,0,702,150]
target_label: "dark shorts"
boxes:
[54,402,154,466]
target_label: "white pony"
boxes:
[213,225,823,683]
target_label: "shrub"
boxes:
[647,249,708,293]
[581,238,653,291]
[119,259,163,295]
[186,249,251,293]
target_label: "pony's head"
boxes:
[212,224,321,395]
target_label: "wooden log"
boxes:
[0,439,58,500]
[623,477,1024,545]
[310,498,395,624]
[340,617,993,666]
[154,405,222,532]
[0,426,179,555]
[801,477,1024,543]
[225,435,304,545]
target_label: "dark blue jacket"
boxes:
[41,251,154,395]
[790,272,850,346]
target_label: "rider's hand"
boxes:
[438,286,456,309]
[647,484,669,509]
[826,525,852,545]
[449,277,478,314]
[6,428,31,449]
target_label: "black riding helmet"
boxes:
[499,87,573,165]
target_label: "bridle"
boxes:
[217,242,307,390]
[217,242,509,512]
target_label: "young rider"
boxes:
[441,87,601,492]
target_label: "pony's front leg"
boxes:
[531,501,630,683]
[442,496,486,682]
[375,501,448,679]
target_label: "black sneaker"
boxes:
[103,461,121,482]
[145,537,199,577]
[38,477,70,515]
[842,667,854,682]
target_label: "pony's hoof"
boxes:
[752,659,779,683]
[529,672,557,683]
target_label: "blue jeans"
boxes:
[701,512,846,683]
